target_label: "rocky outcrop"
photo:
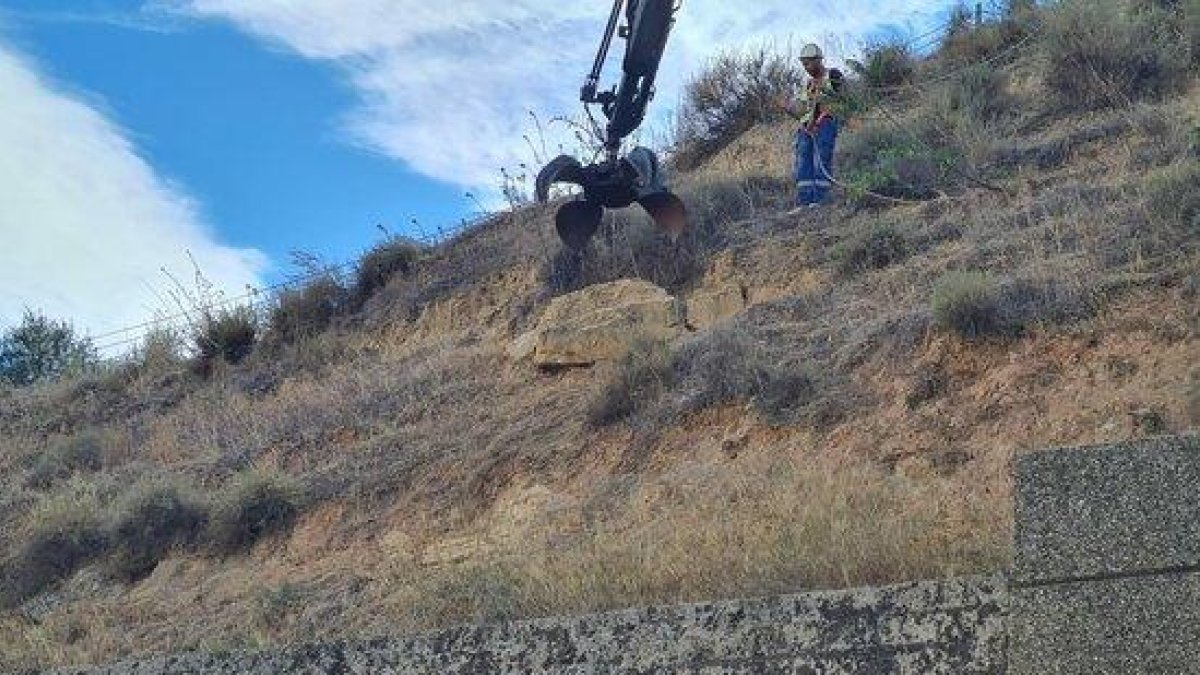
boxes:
[509,279,751,367]
[512,279,685,368]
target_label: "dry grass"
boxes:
[386,450,1010,630]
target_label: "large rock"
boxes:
[515,280,685,368]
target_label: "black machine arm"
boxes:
[536,0,687,250]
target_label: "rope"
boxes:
[801,123,941,207]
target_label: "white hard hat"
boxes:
[800,43,824,60]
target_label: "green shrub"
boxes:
[192,305,259,373]
[26,433,107,489]
[674,49,805,169]
[0,310,97,387]
[106,482,208,582]
[1043,0,1189,110]
[839,118,957,202]
[354,238,423,305]
[268,275,347,345]
[832,224,910,276]
[931,272,1007,339]
[2,488,108,607]
[588,340,674,427]
[207,471,304,555]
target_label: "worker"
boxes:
[778,43,845,212]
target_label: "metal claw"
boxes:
[638,190,687,241]
[555,200,605,251]
[536,155,585,203]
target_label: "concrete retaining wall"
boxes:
[1008,434,1200,674]
[60,577,1006,674]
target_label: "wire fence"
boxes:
[86,208,508,357]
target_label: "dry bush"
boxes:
[192,305,259,373]
[25,432,107,490]
[252,583,306,637]
[588,340,673,428]
[1043,0,1190,110]
[849,42,916,90]
[931,272,1007,339]
[542,214,701,297]
[399,565,525,627]
[106,481,208,582]
[207,471,303,555]
[670,327,770,412]
[1146,162,1200,235]
[939,63,1013,125]
[1186,0,1200,63]
[353,237,423,306]
[931,272,1091,340]
[832,224,910,276]
[1,485,109,608]
[674,49,804,170]
[939,4,1038,64]
[134,327,184,377]
[669,324,850,428]
[267,275,347,346]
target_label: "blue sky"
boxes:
[0,0,961,344]
[1,0,469,268]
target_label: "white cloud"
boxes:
[0,40,266,347]
[179,0,954,192]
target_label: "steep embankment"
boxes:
[2,4,1199,670]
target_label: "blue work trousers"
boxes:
[794,118,840,206]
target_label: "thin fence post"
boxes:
[975,2,984,27]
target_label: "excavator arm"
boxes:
[536,0,687,250]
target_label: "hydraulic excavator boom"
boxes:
[535,0,688,250]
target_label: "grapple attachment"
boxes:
[536,146,688,250]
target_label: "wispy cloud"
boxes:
[177,0,953,194]
[0,2,188,34]
[0,38,266,341]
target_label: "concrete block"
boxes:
[59,576,1006,675]
[1014,434,1200,584]
[1009,570,1200,675]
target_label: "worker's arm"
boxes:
[774,95,804,120]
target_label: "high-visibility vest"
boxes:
[797,68,846,127]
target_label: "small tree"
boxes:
[0,310,97,386]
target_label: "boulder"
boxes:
[516,280,684,367]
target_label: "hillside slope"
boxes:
[2,2,1199,669]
